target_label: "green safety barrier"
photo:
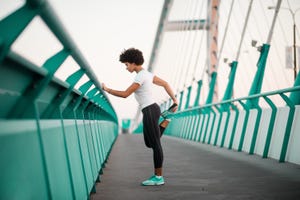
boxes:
[0,0,119,199]
[133,122,143,134]
[164,86,300,164]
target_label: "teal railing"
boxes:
[165,86,300,165]
[0,0,118,199]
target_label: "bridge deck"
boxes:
[91,134,300,200]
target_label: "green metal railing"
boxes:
[165,85,300,163]
[0,0,118,199]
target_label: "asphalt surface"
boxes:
[91,134,300,200]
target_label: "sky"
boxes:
[0,0,164,121]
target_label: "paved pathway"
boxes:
[91,134,300,200]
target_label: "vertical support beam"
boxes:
[205,72,217,104]
[237,100,250,151]
[213,105,222,146]
[228,103,239,149]
[58,107,76,200]
[246,44,270,108]
[202,108,211,143]
[197,110,207,142]
[262,96,277,158]
[220,103,231,147]
[207,0,220,102]
[184,86,192,109]
[192,110,202,141]
[189,111,198,140]
[178,90,184,111]
[249,102,262,154]
[33,101,52,199]
[289,72,300,105]
[222,61,238,102]
[279,93,295,162]
[219,62,239,144]
[247,0,281,107]
[193,80,203,107]
[207,108,216,144]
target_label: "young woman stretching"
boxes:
[102,48,178,186]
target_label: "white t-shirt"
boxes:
[134,69,155,109]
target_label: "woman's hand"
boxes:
[172,101,178,112]
[102,83,108,92]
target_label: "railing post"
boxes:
[190,110,199,140]
[237,100,250,151]
[198,108,209,142]
[279,93,296,162]
[186,111,194,140]
[228,103,239,150]
[289,72,300,105]
[249,98,262,155]
[213,105,222,146]
[33,102,52,199]
[202,107,212,143]
[246,44,270,108]
[220,103,231,147]
[178,90,184,111]
[222,61,238,102]
[193,80,203,107]
[185,86,192,109]
[70,80,94,197]
[207,108,216,144]
[192,109,202,141]
[205,72,217,104]
[262,96,277,158]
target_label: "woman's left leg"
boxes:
[141,103,165,185]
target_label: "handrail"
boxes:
[0,0,117,120]
[31,0,104,93]
[175,85,300,114]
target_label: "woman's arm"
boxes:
[102,82,140,98]
[153,75,178,107]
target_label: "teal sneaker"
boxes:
[142,175,165,186]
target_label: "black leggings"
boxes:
[142,103,163,169]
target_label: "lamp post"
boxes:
[268,6,300,80]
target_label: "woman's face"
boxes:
[125,62,135,73]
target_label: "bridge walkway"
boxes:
[91,134,300,200]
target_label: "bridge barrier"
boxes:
[0,0,118,199]
[165,86,300,165]
[0,119,117,199]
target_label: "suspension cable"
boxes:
[189,2,208,85]
[256,0,289,88]
[181,0,202,89]
[170,0,192,90]
[235,0,253,61]
[172,0,194,92]
[216,0,235,68]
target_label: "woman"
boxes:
[102,48,178,186]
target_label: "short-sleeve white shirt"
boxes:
[134,69,155,109]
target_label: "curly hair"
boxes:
[119,48,144,65]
